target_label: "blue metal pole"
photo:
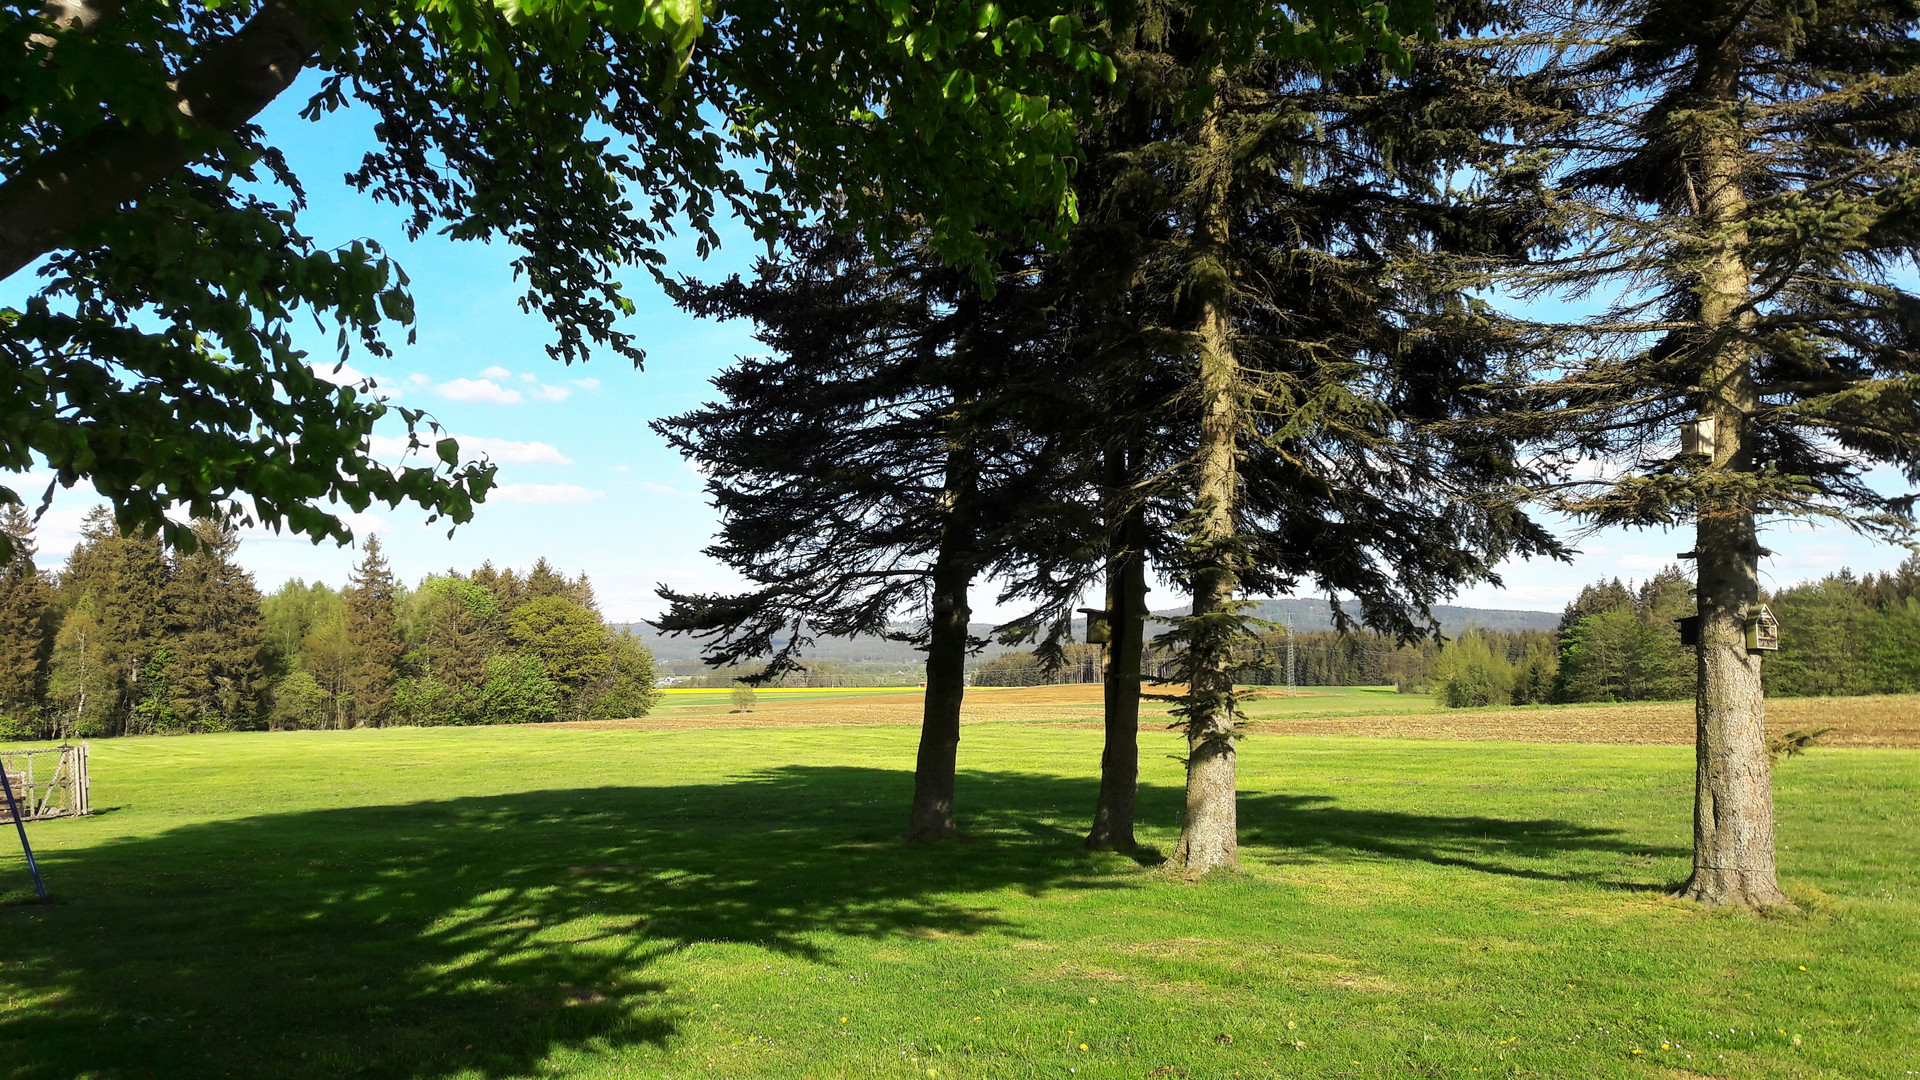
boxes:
[0,759,47,900]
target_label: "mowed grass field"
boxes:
[1,701,1916,1079]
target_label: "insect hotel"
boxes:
[0,743,91,821]
[1745,604,1780,652]
[1673,605,1780,654]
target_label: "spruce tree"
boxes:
[163,518,265,730]
[655,229,1073,841]
[1059,0,1564,871]
[0,505,54,732]
[1510,0,1920,907]
[343,536,403,727]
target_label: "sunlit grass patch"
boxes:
[0,723,1912,1078]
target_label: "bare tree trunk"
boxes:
[1171,89,1242,875]
[1087,451,1147,849]
[1677,39,1790,909]
[906,433,977,842]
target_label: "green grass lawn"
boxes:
[1,722,1914,1079]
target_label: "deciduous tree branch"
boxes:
[0,0,315,281]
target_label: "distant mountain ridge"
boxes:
[623,598,1558,664]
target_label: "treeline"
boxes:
[1396,559,1920,707]
[973,645,1107,686]
[660,659,930,688]
[969,556,1920,707]
[0,506,658,740]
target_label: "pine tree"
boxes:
[1060,0,1564,872]
[655,229,1073,841]
[1510,0,1920,907]
[163,518,265,730]
[343,536,403,726]
[0,504,53,732]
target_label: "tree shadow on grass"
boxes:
[0,764,1672,1079]
[0,765,1118,1080]
[1231,790,1687,892]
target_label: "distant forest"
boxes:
[976,559,1920,706]
[0,507,658,740]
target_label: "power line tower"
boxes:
[1285,615,1296,695]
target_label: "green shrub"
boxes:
[391,677,473,727]
[1431,631,1514,709]
[269,670,331,730]
[479,654,560,724]
[579,631,660,720]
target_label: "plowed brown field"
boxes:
[1241,694,1919,747]
[552,685,1920,747]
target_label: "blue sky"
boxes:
[8,73,1916,623]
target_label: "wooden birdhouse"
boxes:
[1078,607,1112,645]
[1745,604,1780,652]
[1676,614,1702,647]
[1680,416,1717,458]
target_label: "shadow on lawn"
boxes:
[1233,792,1686,890]
[0,764,1666,1079]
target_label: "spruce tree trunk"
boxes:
[906,434,977,842]
[1087,457,1148,849]
[1171,90,1243,874]
[1677,40,1790,909]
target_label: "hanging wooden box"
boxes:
[1745,604,1780,652]
[1078,607,1112,645]
[1681,416,1717,458]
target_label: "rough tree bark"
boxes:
[1676,36,1791,909]
[905,426,978,842]
[1086,448,1148,849]
[1170,88,1243,874]
[0,0,316,281]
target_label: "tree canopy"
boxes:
[0,0,1435,561]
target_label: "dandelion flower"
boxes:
[1799,965,1807,971]
[839,1017,847,1024]
[1080,1043,1089,1051]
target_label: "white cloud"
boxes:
[612,464,630,473]
[480,365,513,380]
[366,434,415,459]
[435,378,523,405]
[491,483,603,505]
[520,372,537,383]
[312,361,370,387]
[570,377,602,391]
[311,362,400,399]
[457,437,572,465]
[531,384,572,402]
[407,373,432,387]
[366,433,570,465]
